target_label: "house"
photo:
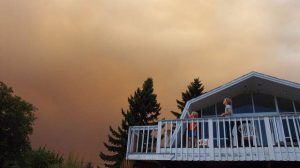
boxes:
[126,72,300,167]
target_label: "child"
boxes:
[187,111,199,147]
[221,97,233,117]
[221,97,235,146]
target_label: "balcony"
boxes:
[126,114,300,161]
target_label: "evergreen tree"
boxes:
[130,78,161,125]
[100,78,161,168]
[171,78,204,118]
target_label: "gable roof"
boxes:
[180,71,300,119]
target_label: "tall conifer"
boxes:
[171,78,204,118]
[100,78,161,167]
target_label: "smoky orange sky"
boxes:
[1,0,300,166]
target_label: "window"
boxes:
[202,105,216,117]
[253,93,276,113]
[232,93,253,114]
[295,101,300,113]
[277,97,294,113]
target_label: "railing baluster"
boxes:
[208,119,214,160]
[141,129,145,153]
[170,121,173,153]
[175,120,178,160]
[203,120,206,161]
[151,128,154,153]
[286,116,295,161]
[223,118,227,161]
[294,116,300,161]
[240,118,246,160]
[181,120,183,160]
[258,117,264,160]
[281,116,288,160]
[217,120,221,160]
[146,127,150,153]
[285,116,293,147]
[297,116,300,138]
[292,116,300,150]
[129,129,133,153]
[246,118,252,161]
[186,120,188,160]
[228,118,233,160]
[229,118,233,161]
[273,117,282,160]
[197,119,200,161]
[156,121,162,153]
[273,117,280,147]
[234,118,238,160]
[252,117,258,161]
[136,130,140,153]
[164,122,167,151]
[192,119,194,160]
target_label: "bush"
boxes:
[49,154,94,168]
[30,147,63,168]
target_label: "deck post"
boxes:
[156,121,162,153]
[264,117,275,160]
[126,127,131,159]
[208,119,214,160]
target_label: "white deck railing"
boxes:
[126,125,159,154]
[126,114,300,161]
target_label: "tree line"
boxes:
[0,81,96,168]
[100,78,204,167]
[0,77,204,168]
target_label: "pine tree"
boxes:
[99,109,131,168]
[131,78,161,125]
[100,78,161,168]
[171,78,204,118]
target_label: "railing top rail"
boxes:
[129,125,158,130]
[127,113,300,129]
[158,113,300,122]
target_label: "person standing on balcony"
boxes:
[187,111,199,148]
[221,98,235,146]
[221,97,233,117]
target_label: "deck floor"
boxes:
[128,147,300,161]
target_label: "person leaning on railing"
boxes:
[187,111,199,148]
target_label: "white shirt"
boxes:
[225,104,233,116]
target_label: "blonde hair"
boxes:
[191,111,198,117]
[224,97,232,105]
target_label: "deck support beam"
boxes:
[208,119,214,160]
[264,117,275,160]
